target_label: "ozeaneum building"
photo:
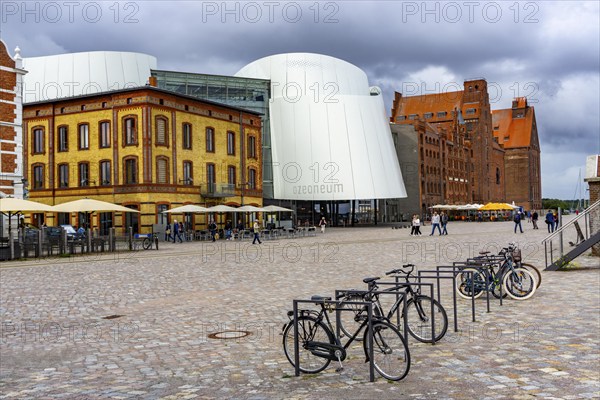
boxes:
[19,51,406,228]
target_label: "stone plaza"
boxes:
[1,218,599,399]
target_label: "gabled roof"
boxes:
[491,105,536,149]
[394,91,464,117]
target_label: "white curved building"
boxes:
[22,51,157,103]
[236,53,406,201]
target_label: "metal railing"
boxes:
[542,200,600,269]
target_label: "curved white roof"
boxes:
[22,51,157,103]
[236,53,406,201]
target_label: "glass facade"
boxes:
[151,70,273,198]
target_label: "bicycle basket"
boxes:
[511,249,522,262]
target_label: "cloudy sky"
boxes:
[2,0,599,200]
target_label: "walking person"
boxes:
[441,212,448,235]
[532,211,539,229]
[553,211,559,231]
[319,217,327,233]
[514,211,524,233]
[430,212,442,236]
[225,220,233,240]
[252,220,262,244]
[413,215,422,235]
[165,222,173,242]
[173,219,183,243]
[208,219,217,242]
[410,214,417,235]
[545,210,554,233]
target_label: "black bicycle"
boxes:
[456,244,536,300]
[282,295,410,381]
[337,264,448,344]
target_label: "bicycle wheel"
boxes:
[338,294,367,340]
[142,237,152,250]
[282,316,334,374]
[405,295,448,343]
[456,268,485,300]
[363,320,410,381]
[491,276,508,299]
[502,268,536,300]
[519,262,542,289]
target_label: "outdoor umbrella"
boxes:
[206,205,238,227]
[0,197,55,260]
[236,205,265,212]
[53,198,140,213]
[479,202,519,211]
[262,205,294,227]
[162,205,209,213]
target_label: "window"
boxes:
[33,164,44,189]
[182,123,192,149]
[436,111,447,118]
[247,136,256,158]
[78,124,89,150]
[99,121,110,148]
[227,131,235,155]
[396,116,406,121]
[206,127,215,152]
[100,161,111,185]
[156,116,168,146]
[496,168,501,185]
[248,168,256,189]
[408,114,418,120]
[227,166,236,186]
[57,126,68,152]
[206,163,215,192]
[156,157,169,184]
[124,117,136,145]
[124,158,138,184]
[424,112,433,119]
[157,204,168,225]
[183,161,193,185]
[79,162,90,186]
[58,164,69,188]
[32,128,44,154]
[466,108,476,115]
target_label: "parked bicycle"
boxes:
[471,244,542,289]
[337,264,448,344]
[282,295,410,381]
[456,244,536,300]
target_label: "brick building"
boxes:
[23,85,262,234]
[491,97,542,210]
[0,41,26,198]
[389,79,507,213]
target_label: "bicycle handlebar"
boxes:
[386,264,415,276]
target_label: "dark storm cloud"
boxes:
[1,0,598,198]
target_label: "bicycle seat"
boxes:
[479,251,490,255]
[311,295,332,302]
[362,277,380,284]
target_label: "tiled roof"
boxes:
[491,106,535,148]
[395,91,463,117]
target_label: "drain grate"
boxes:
[102,314,124,320]
[207,330,252,340]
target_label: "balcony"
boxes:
[201,183,236,198]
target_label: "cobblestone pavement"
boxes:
[1,219,599,399]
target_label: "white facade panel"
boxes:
[22,51,157,103]
[236,53,406,201]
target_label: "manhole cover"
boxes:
[102,315,124,320]
[207,330,252,340]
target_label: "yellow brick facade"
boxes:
[23,87,262,234]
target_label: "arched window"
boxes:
[156,157,169,184]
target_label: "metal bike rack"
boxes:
[453,260,505,309]
[291,298,376,382]
[415,269,460,333]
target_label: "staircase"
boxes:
[542,200,600,270]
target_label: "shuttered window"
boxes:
[157,158,168,184]
[156,117,167,145]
